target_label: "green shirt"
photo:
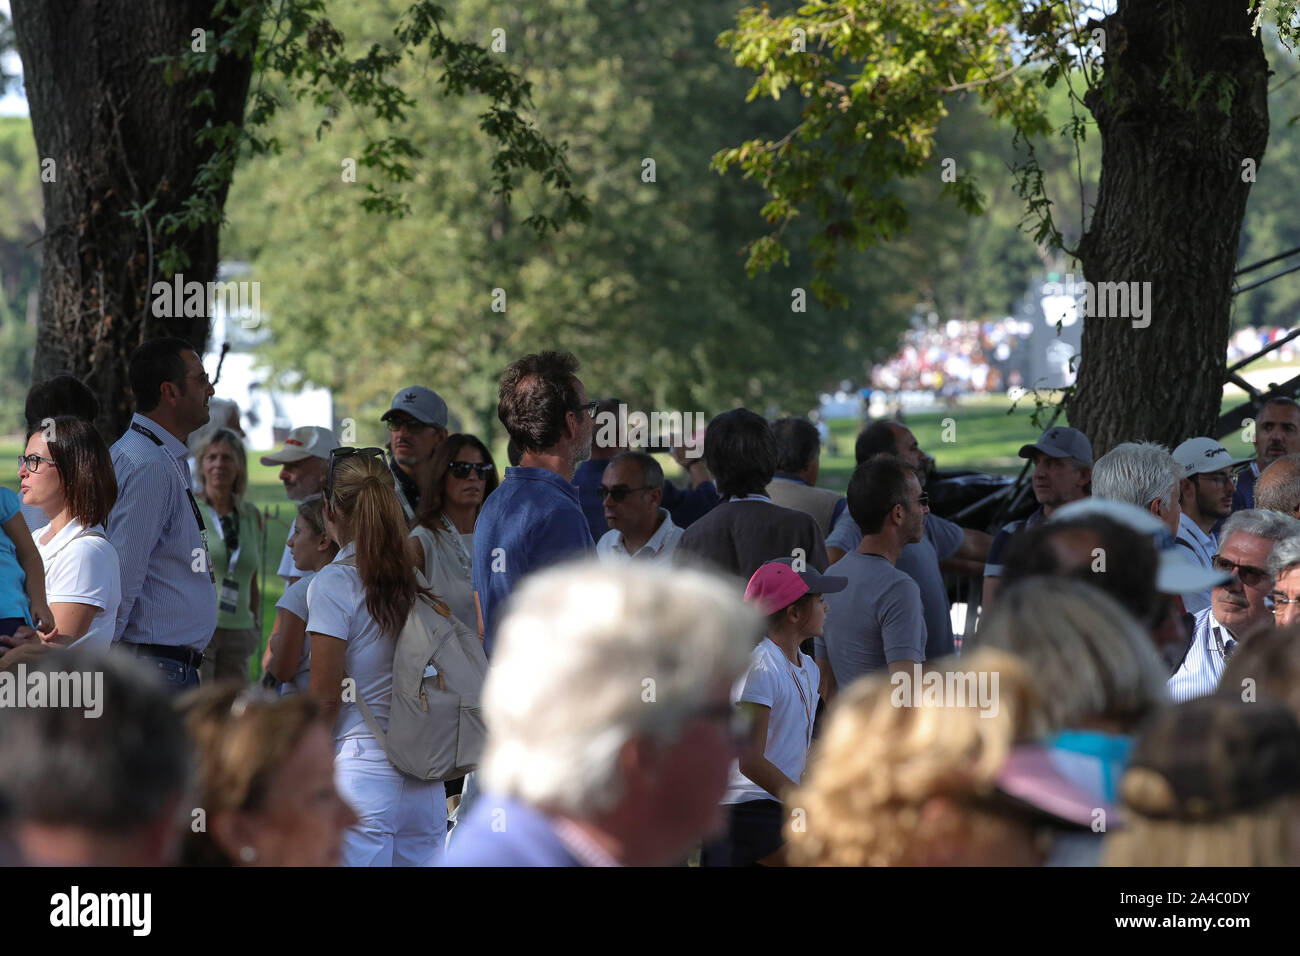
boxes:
[199,498,263,630]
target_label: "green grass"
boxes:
[817,396,1050,493]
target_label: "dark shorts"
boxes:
[699,799,784,867]
[0,617,27,637]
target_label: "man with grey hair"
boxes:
[0,649,190,865]
[595,451,683,562]
[1091,441,1182,536]
[1254,454,1300,518]
[1169,509,1300,702]
[445,560,758,866]
[1266,534,1300,629]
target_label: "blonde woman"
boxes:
[1106,696,1300,866]
[308,448,446,866]
[786,649,1099,866]
[195,428,264,683]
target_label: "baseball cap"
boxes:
[1172,437,1252,478]
[259,426,340,466]
[1120,696,1300,820]
[1018,426,1093,466]
[744,557,847,616]
[381,386,448,428]
[993,744,1117,830]
[1050,497,1229,596]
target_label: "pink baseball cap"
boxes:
[744,558,847,616]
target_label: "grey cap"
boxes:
[1019,426,1093,466]
[381,386,448,428]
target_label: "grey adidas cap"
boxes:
[1019,426,1093,467]
[381,386,448,428]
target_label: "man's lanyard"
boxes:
[130,421,208,538]
[1210,624,1234,662]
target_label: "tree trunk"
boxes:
[1072,0,1269,456]
[11,0,254,438]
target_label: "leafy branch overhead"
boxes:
[148,0,589,275]
[711,0,1120,308]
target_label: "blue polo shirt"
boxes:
[0,487,31,621]
[473,466,594,656]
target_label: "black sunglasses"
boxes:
[597,484,650,502]
[325,446,388,501]
[576,401,599,419]
[448,461,494,480]
[1212,555,1271,589]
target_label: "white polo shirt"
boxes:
[1175,513,1218,616]
[1167,607,1236,702]
[596,508,683,562]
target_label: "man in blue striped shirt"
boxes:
[1169,509,1300,702]
[107,338,218,691]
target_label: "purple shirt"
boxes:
[472,466,594,656]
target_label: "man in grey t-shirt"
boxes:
[827,420,989,657]
[816,456,928,695]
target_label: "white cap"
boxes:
[259,426,339,465]
[1051,498,1229,597]
[1172,437,1252,478]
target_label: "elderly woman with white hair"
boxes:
[444,559,760,867]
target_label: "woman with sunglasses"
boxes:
[308,449,446,865]
[17,416,119,649]
[410,434,498,630]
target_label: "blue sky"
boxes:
[0,0,30,117]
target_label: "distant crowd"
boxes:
[3,339,1300,867]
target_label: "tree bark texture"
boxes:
[11,0,254,437]
[1073,0,1270,456]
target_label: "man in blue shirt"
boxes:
[473,350,596,656]
[1232,397,1300,512]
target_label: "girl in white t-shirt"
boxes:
[19,417,121,650]
[701,558,845,867]
[266,498,338,693]
[307,450,445,867]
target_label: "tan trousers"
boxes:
[200,626,260,685]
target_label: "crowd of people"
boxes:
[869,316,1031,396]
[3,338,1300,868]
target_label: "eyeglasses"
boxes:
[385,417,431,433]
[18,453,57,474]
[597,484,650,502]
[1193,472,1236,487]
[448,461,494,480]
[916,493,930,508]
[1212,555,1272,589]
[575,401,599,419]
[325,446,388,501]
[1266,592,1300,611]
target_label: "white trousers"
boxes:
[334,736,446,866]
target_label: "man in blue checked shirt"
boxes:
[107,338,219,692]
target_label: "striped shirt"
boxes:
[1175,513,1217,616]
[108,413,218,651]
[1167,607,1236,703]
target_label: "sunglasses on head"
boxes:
[597,484,650,502]
[325,446,387,501]
[448,461,494,480]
